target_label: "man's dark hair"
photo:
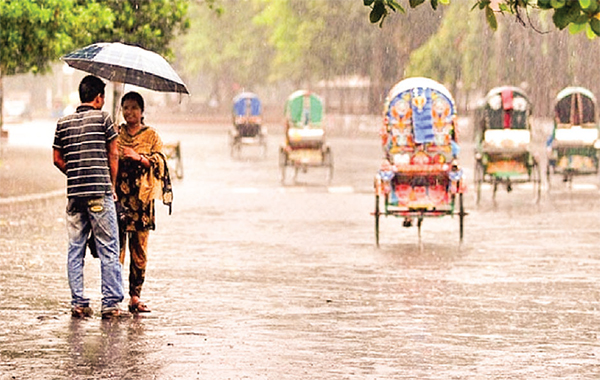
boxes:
[79,75,106,103]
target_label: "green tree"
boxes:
[177,0,273,105]
[94,0,189,58]
[405,2,472,94]
[176,0,440,113]
[0,0,112,128]
[1,0,112,76]
[365,0,600,39]
[402,0,600,121]
[253,0,418,111]
[1,0,190,130]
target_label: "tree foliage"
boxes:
[0,0,190,130]
[365,0,600,38]
[176,0,441,108]
[403,1,600,116]
[93,0,190,59]
[177,0,274,102]
[0,0,112,76]
[254,0,374,84]
[0,0,189,77]
[405,2,469,89]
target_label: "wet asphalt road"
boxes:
[1,120,600,379]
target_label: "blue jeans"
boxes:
[66,194,124,311]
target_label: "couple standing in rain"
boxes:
[52,75,173,319]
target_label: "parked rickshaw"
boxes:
[279,90,333,184]
[473,86,541,203]
[229,92,267,158]
[163,141,184,179]
[373,77,466,245]
[547,86,600,187]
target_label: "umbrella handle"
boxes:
[111,82,125,126]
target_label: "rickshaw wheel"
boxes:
[459,192,465,241]
[279,147,288,184]
[374,194,380,247]
[323,147,334,184]
[228,132,237,158]
[531,159,542,203]
[492,178,498,200]
[474,160,484,205]
[230,138,241,159]
[546,162,552,192]
[174,144,184,180]
[260,136,268,159]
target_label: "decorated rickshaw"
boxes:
[473,86,541,203]
[229,92,267,158]
[547,86,600,187]
[373,77,466,245]
[279,90,333,184]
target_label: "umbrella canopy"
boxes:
[61,42,189,94]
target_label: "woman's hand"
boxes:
[122,146,142,161]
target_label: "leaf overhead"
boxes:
[369,1,386,23]
[363,0,600,38]
[485,5,498,31]
[409,0,426,8]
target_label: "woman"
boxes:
[116,91,172,314]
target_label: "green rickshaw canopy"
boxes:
[285,90,324,129]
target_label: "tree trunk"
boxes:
[0,71,5,155]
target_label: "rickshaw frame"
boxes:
[473,86,541,203]
[373,77,466,246]
[546,86,600,188]
[279,90,333,185]
[229,92,267,159]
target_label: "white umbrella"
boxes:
[61,42,189,94]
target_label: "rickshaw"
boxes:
[163,141,184,179]
[373,77,466,245]
[547,86,600,187]
[279,90,333,184]
[229,92,267,158]
[473,86,541,203]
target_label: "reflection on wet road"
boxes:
[1,121,600,379]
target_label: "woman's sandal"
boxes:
[129,302,151,313]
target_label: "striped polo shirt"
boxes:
[53,105,117,198]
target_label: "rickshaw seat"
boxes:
[555,122,597,129]
[554,126,598,144]
[235,123,261,137]
[483,129,530,150]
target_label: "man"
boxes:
[53,75,124,319]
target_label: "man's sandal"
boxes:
[71,306,93,318]
[101,308,125,320]
[129,302,151,313]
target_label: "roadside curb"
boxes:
[0,189,65,205]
